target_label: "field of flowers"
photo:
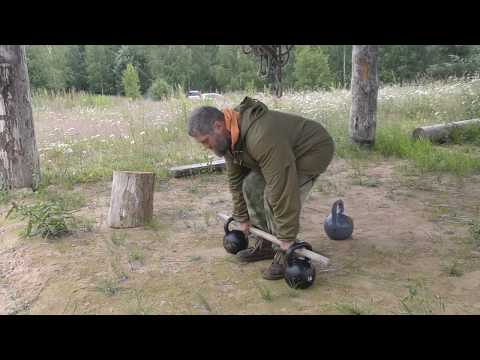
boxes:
[32,77,480,189]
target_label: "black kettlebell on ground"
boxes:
[284,241,316,289]
[223,217,249,254]
[324,199,354,240]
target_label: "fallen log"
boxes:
[168,159,226,178]
[108,171,155,228]
[412,118,480,143]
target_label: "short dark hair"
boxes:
[187,106,224,136]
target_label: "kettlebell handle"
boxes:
[286,241,313,266]
[224,217,235,235]
[331,199,344,226]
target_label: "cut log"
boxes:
[412,119,480,143]
[168,159,225,178]
[108,171,155,228]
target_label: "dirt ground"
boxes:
[1,158,480,315]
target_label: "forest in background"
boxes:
[26,45,480,98]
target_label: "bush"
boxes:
[148,78,172,100]
[6,201,76,239]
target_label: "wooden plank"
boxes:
[168,159,226,178]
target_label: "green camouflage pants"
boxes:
[242,171,319,263]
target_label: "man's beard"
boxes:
[212,133,231,157]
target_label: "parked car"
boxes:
[187,90,202,99]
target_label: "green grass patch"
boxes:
[470,220,480,246]
[111,231,127,246]
[255,281,273,302]
[6,200,77,239]
[443,260,464,277]
[128,247,145,264]
[335,301,370,315]
[96,279,121,297]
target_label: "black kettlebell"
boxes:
[284,241,316,290]
[324,199,354,240]
[223,217,249,254]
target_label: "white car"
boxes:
[187,90,202,100]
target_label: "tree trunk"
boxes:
[349,45,379,146]
[108,171,155,228]
[0,45,40,190]
[343,45,346,88]
[412,119,480,143]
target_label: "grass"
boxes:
[444,261,464,277]
[196,292,213,313]
[96,279,121,297]
[336,302,370,315]
[0,189,12,205]
[111,231,127,246]
[398,278,446,314]
[144,218,167,233]
[6,200,76,239]
[31,77,480,193]
[255,281,273,302]
[128,247,145,264]
[352,176,382,187]
[470,220,480,246]
[129,289,155,315]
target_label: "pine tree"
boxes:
[122,63,141,99]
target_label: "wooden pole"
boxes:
[217,213,330,266]
[349,45,379,146]
[108,171,155,228]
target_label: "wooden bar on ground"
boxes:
[168,159,226,178]
[108,171,155,228]
[217,213,330,266]
[412,118,480,143]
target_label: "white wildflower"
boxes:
[139,131,146,136]
[130,140,135,145]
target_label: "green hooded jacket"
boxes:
[224,97,334,242]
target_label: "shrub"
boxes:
[6,201,76,239]
[148,78,172,100]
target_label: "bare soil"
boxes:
[1,158,480,314]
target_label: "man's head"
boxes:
[187,106,231,157]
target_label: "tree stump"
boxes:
[108,171,155,228]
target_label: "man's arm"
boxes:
[225,156,250,223]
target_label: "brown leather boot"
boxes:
[262,251,286,280]
[236,236,275,263]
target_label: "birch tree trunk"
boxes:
[0,45,40,190]
[349,45,379,146]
